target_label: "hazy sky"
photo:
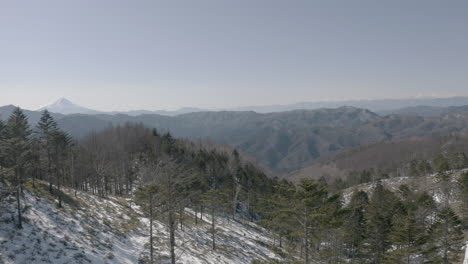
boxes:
[1,0,467,111]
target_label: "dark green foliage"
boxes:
[419,160,433,175]
[458,172,468,223]
[386,187,427,264]
[434,154,450,173]
[1,107,32,228]
[408,160,420,177]
[343,191,368,262]
[365,182,399,263]
[425,207,464,264]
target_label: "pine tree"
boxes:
[418,160,433,176]
[202,189,229,250]
[36,110,58,193]
[50,130,73,207]
[366,181,399,263]
[2,107,32,228]
[457,172,468,223]
[434,154,450,174]
[0,119,6,177]
[291,179,336,264]
[0,118,5,139]
[461,152,468,168]
[259,182,297,248]
[386,210,426,264]
[408,160,420,177]
[425,207,464,264]
[344,190,369,262]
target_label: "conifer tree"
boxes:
[457,172,468,223]
[418,160,433,176]
[2,107,32,228]
[0,118,5,139]
[434,154,450,174]
[386,210,426,264]
[344,190,369,262]
[291,179,336,264]
[51,130,73,207]
[36,110,58,193]
[259,182,296,248]
[425,207,464,264]
[202,189,229,251]
[366,181,399,263]
[0,119,6,178]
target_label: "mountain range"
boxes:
[3,100,468,175]
[37,98,208,116]
[35,96,468,116]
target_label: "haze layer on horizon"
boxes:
[1,0,467,111]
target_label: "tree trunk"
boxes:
[232,181,241,219]
[211,206,216,250]
[15,169,22,229]
[200,205,204,220]
[149,196,154,264]
[16,185,22,229]
[57,170,62,208]
[179,206,184,230]
[48,148,53,194]
[304,208,309,264]
[169,210,176,264]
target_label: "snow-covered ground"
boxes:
[0,182,281,264]
[464,244,468,264]
[341,169,468,206]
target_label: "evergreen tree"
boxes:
[50,130,73,207]
[457,172,468,223]
[366,181,399,263]
[0,118,5,139]
[202,189,229,250]
[36,110,58,193]
[414,192,437,230]
[2,107,32,228]
[434,154,450,174]
[291,179,336,264]
[425,207,464,264]
[259,182,297,248]
[418,160,433,176]
[344,190,369,263]
[408,160,420,177]
[0,119,6,177]
[386,210,426,264]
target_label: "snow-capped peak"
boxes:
[38,98,100,115]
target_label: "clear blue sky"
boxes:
[1,0,467,111]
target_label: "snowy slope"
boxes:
[0,182,281,264]
[341,169,468,264]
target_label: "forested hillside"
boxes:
[2,107,468,263]
[288,133,468,184]
[4,105,468,174]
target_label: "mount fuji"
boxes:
[38,98,101,115]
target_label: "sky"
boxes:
[0,0,467,111]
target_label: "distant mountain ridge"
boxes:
[37,98,208,116]
[4,103,468,174]
[4,97,468,174]
[232,96,468,113]
[38,98,100,115]
[34,96,468,116]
